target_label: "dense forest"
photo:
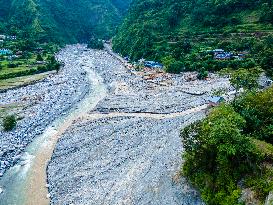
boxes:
[0,0,132,43]
[113,0,273,74]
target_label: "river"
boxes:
[0,64,107,205]
[0,45,230,205]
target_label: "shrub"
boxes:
[3,115,17,131]
[7,63,17,68]
[232,86,273,143]
[47,56,62,73]
[230,67,261,91]
[87,38,104,50]
[166,61,184,74]
[197,67,208,79]
[260,49,273,77]
[36,54,43,61]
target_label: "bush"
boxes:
[3,115,17,131]
[230,67,261,91]
[7,63,17,68]
[232,86,273,143]
[87,38,104,49]
[36,54,43,61]
[197,67,208,79]
[260,49,273,77]
[47,56,62,73]
[166,61,184,74]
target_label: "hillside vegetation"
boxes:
[181,86,273,205]
[113,0,273,74]
[0,0,132,43]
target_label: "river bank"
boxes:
[47,47,234,204]
[0,46,90,200]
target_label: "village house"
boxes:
[144,61,163,69]
[6,35,17,40]
[16,51,23,55]
[0,49,12,55]
[214,52,232,60]
[0,35,6,40]
[208,96,225,107]
[213,49,225,55]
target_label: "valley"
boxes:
[0,45,233,204]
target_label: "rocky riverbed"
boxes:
[0,45,90,177]
[47,47,234,205]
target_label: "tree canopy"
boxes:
[0,0,132,43]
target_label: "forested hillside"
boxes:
[0,0,132,43]
[113,0,273,74]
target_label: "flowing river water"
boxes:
[0,67,107,205]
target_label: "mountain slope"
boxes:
[113,0,273,61]
[0,0,132,43]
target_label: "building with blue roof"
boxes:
[0,49,12,55]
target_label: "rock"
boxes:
[46,193,51,199]
[239,188,259,205]
[265,191,273,205]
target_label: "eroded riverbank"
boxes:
[0,45,107,205]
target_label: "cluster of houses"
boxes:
[123,57,164,70]
[209,49,248,60]
[0,49,23,60]
[0,34,19,60]
[0,49,12,55]
[135,58,164,69]
[0,34,17,42]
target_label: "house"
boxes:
[214,52,232,60]
[35,47,44,52]
[8,55,19,60]
[0,35,6,40]
[208,96,225,107]
[7,35,16,40]
[213,49,225,55]
[0,49,12,55]
[144,61,163,69]
[233,51,248,60]
[124,56,130,61]
[36,61,46,65]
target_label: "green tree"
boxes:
[87,38,104,50]
[233,86,273,143]
[181,105,260,205]
[260,49,273,77]
[197,67,209,80]
[36,54,43,61]
[161,55,175,70]
[230,67,262,92]
[3,115,17,131]
[165,61,184,74]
